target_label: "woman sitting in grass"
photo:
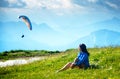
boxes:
[57,43,90,72]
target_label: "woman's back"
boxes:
[77,52,90,68]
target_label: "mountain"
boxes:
[0,21,60,52]
[0,21,58,38]
[0,21,70,52]
[70,29,120,48]
[0,21,56,32]
[86,17,120,32]
[34,23,59,36]
[39,23,54,31]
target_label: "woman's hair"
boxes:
[79,43,89,56]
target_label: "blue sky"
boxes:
[0,0,120,52]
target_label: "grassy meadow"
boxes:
[0,46,120,79]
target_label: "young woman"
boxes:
[57,44,90,72]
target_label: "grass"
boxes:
[0,50,60,60]
[0,46,120,79]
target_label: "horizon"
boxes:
[0,0,120,52]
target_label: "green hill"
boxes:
[0,47,120,79]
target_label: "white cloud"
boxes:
[5,0,23,7]
[88,0,98,3]
[105,1,118,9]
[21,0,42,9]
[19,0,85,16]
[21,0,85,14]
[21,0,82,9]
[1,0,86,17]
[0,7,32,22]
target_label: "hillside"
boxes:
[0,47,120,79]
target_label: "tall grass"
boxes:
[0,46,120,79]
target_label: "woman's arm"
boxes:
[73,57,78,63]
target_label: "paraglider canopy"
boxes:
[19,15,32,30]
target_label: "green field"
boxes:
[0,47,120,79]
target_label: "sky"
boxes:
[0,0,120,52]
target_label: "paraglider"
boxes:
[21,35,24,38]
[19,15,32,30]
[19,15,32,38]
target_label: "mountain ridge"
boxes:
[69,29,120,48]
